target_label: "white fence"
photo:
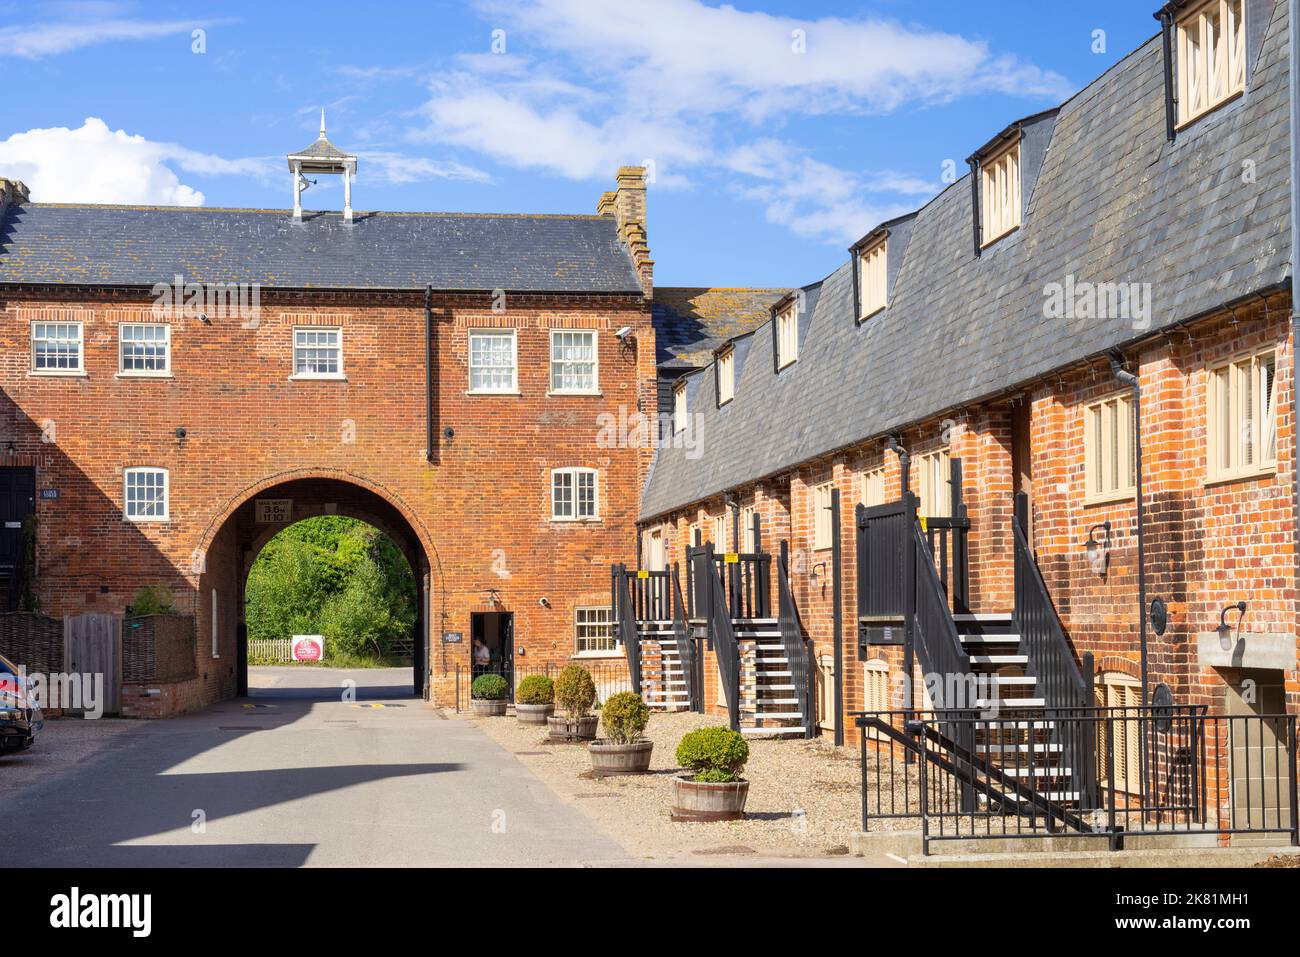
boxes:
[247,639,295,663]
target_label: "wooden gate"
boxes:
[63,613,122,715]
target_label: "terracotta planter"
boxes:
[547,714,598,742]
[471,697,508,717]
[516,703,554,725]
[589,739,653,776]
[670,774,749,822]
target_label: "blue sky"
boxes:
[0,1,1159,287]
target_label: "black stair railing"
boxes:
[695,543,741,730]
[777,543,814,739]
[612,564,641,694]
[911,521,973,707]
[670,564,696,711]
[713,551,771,620]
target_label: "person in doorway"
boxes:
[473,636,492,677]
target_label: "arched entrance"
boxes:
[197,472,438,698]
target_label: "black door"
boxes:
[0,467,35,578]
[471,611,515,700]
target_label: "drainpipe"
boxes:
[886,433,914,715]
[1109,353,1149,708]
[424,285,434,463]
[1290,0,1300,667]
[887,433,910,497]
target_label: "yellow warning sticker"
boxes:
[637,570,650,579]
[724,552,740,563]
[919,516,928,532]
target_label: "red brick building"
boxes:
[0,125,658,711]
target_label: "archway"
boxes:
[198,474,437,699]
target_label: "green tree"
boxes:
[245,516,416,663]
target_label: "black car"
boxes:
[0,651,42,753]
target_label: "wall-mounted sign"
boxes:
[724,552,739,564]
[290,635,324,661]
[255,499,293,524]
[40,489,59,500]
[442,631,463,644]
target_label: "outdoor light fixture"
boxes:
[485,588,502,606]
[1217,600,1247,651]
[1084,520,1111,576]
[808,561,827,583]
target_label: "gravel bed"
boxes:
[461,708,913,859]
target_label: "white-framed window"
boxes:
[812,482,833,550]
[980,139,1022,247]
[862,467,887,507]
[551,467,598,521]
[1096,672,1143,794]
[673,379,688,433]
[1177,0,1246,127]
[211,589,220,658]
[915,448,952,519]
[644,526,667,571]
[1207,348,1277,482]
[1084,393,1137,503]
[858,238,887,319]
[717,346,735,405]
[776,303,798,369]
[575,606,616,655]
[711,514,726,549]
[740,503,756,552]
[468,328,517,393]
[549,329,598,394]
[292,326,343,378]
[31,321,84,374]
[816,654,836,731]
[124,467,169,522]
[119,323,171,375]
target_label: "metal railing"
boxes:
[911,523,972,701]
[855,706,1300,853]
[776,543,814,739]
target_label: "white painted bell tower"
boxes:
[287,110,358,222]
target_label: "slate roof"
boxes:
[287,134,356,165]
[641,2,1294,521]
[652,287,791,370]
[0,205,644,293]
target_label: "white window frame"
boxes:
[1207,348,1277,483]
[980,139,1022,248]
[1084,392,1137,504]
[551,467,599,522]
[30,321,85,375]
[468,328,518,394]
[717,346,735,405]
[574,605,618,657]
[776,303,798,369]
[123,467,169,522]
[548,329,599,395]
[739,504,756,553]
[1177,0,1246,128]
[673,379,688,433]
[812,482,833,551]
[858,238,888,320]
[291,326,344,380]
[644,526,667,571]
[862,466,887,507]
[711,514,726,549]
[915,449,952,519]
[118,322,172,377]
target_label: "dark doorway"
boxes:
[0,466,35,608]
[1011,400,1033,542]
[471,612,514,699]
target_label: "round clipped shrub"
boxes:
[516,674,554,706]
[554,665,596,718]
[676,726,749,783]
[600,691,650,744]
[471,673,508,701]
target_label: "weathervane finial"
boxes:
[319,108,326,138]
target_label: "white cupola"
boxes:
[287,110,358,222]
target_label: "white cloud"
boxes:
[0,118,269,205]
[0,11,216,59]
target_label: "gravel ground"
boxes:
[460,708,903,859]
[0,716,141,796]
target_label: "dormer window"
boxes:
[1176,0,1245,127]
[776,302,798,369]
[673,379,688,433]
[717,346,735,406]
[857,238,887,320]
[980,139,1021,247]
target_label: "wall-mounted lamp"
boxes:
[3,440,15,454]
[808,561,828,584]
[1217,600,1247,651]
[1084,520,1111,576]
[485,588,501,605]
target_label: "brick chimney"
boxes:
[0,178,30,218]
[599,166,653,296]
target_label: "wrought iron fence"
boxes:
[454,660,633,713]
[855,706,1299,853]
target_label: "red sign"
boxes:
[291,636,324,662]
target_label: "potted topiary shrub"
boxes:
[547,665,598,742]
[515,674,555,725]
[671,726,750,821]
[589,691,652,775]
[470,673,509,716]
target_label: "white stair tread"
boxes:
[741,727,806,736]
[986,675,1037,686]
[750,710,804,719]
[973,698,1047,708]
[976,743,1064,754]
[959,634,1021,644]
[968,655,1028,665]
[998,767,1072,779]
[953,613,1014,622]
[732,618,778,624]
